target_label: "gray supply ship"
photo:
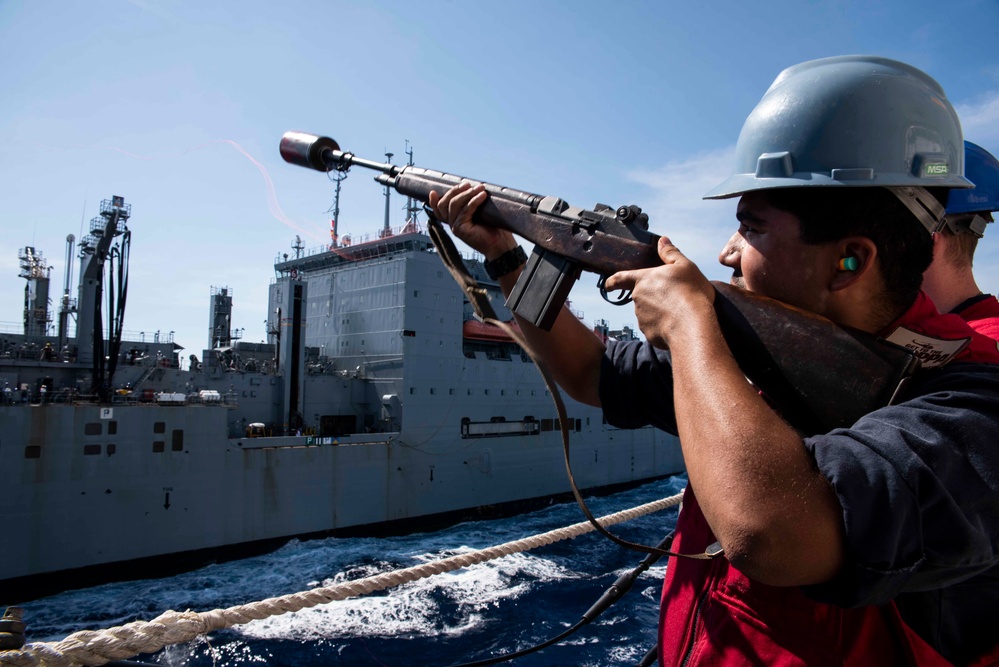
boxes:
[0,193,683,602]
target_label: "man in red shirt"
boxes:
[923,141,999,339]
[431,56,999,665]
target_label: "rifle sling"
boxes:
[425,215,716,559]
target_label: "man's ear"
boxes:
[830,237,877,291]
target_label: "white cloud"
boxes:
[957,92,999,147]
[625,147,739,282]
[565,148,741,330]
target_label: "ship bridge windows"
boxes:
[153,421,166,434]
[85,422,102,436]
[172,430,184,451]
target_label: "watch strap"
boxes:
[484,245,527,280]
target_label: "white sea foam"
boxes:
[237,549,576,641]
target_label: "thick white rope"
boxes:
[0,491,683,667]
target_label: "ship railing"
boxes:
[0,321,25,335]
[105,390,239,407]
[120,329,175,344]
[276,221,427,263]
[1,323,180,345]
[0,390,240,407]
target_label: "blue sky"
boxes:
[2,0,999,356]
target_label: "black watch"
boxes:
[484,245,527,280]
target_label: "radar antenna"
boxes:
[292,235,304,259]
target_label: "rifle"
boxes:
[280,131,919,435]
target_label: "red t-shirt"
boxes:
[952,293,999,341]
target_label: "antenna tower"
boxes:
[381,151,394,237]
[403,141,422,229]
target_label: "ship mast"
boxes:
[326,167,348,248]
[381,151,394,238]
[323,141,420,245]
[403,141,421,229]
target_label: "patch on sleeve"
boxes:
[883,326,970,368]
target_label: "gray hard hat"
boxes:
[705,55,973,201]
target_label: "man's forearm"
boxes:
[669,308,845,586]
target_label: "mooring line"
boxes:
[0,491,683,667]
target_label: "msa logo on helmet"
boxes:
[912,155,952,180]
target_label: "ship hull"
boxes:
[0,401,682,601]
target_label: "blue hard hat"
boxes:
[946,141,999,215]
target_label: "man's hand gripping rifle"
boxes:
[281,131,919,436]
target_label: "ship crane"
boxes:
[57,234,77,353]
[76,196,132,400]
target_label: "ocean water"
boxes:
[16,475,686,667]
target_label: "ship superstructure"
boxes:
[0,195,684,602]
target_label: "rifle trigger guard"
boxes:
[598,275,633,306]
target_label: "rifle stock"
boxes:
[281,131,919,433]
[712,283,917,433]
